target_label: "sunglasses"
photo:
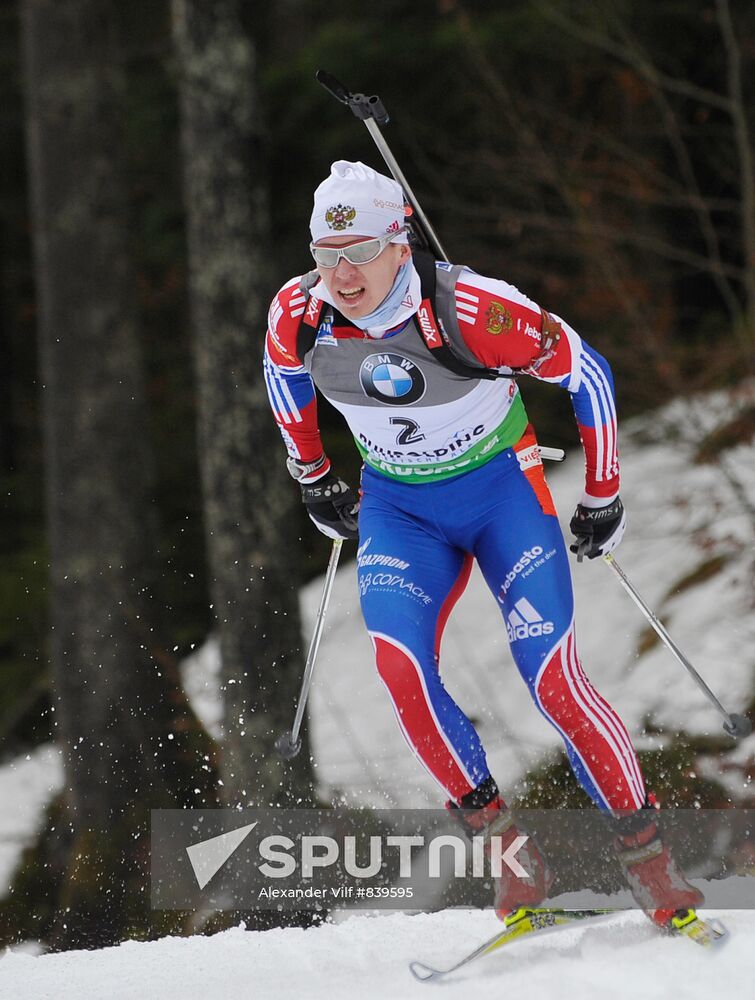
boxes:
[309,230,405,268]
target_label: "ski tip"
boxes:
[668,909,729,947]
[691,917,729,948]
[409,960,442,983]
[708,919,729,944]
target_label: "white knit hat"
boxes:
[310,161,409,244]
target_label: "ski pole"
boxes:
[603,552,752,739]
[275,537,343,759]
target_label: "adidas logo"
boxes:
[506,597,554,642]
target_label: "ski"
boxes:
[408,906,728,983]
[665,908,728,947]
[408,907,613,983]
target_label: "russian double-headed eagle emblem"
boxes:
[325,204,357,231]
[485,300,513,335]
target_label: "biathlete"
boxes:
[264,160,702,925]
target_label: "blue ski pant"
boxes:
[357,432,645,810]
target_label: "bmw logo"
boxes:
[359,353,426,405]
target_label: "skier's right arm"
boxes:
[264,277,332,483]
[264,279,359,541]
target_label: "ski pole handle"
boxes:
[603,553,751,739]
[314,70,352,108]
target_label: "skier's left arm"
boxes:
[454,272,626,560]
[524,312,626,561]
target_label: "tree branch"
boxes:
[535,1,734,114]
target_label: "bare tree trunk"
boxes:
[21,0,214,949]
[717,0,755,356]
[172,0,315,808]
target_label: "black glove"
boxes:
[292,464,359,541]
[569,496,626,562]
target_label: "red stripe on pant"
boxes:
[434,553,473,660]
[535,630,645,810]
[372,633,474,801]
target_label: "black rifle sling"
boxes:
[411,251,504,381]
[294,253,557,379]
[412,251,564,378]
[295,258,490,376]
[296,283,332,361]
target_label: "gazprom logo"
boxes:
[359,353,426,405]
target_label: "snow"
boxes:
[0,745,63,892]
[0,383,752,992]
[0,908,750,1000]
[180,635,224,740]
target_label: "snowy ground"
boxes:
[0,383,753,993]
[0,907,750,1000]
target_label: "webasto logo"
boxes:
[500,547,544,596]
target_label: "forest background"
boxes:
[0,0,753,952]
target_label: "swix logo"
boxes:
[417,302,441,347]
[305,296,321,324]
[506,598,554,642]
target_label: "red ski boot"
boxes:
[613,807,703,928]
[449,780,553,920]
